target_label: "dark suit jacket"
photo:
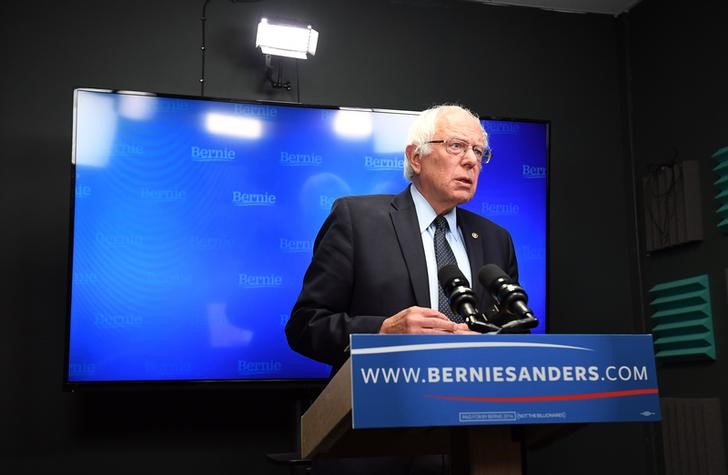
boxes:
[286,186,518,370]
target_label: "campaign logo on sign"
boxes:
[232,191,277,206]
[94,313,143,330]
[190,235,234,251]
[114,142,145,156]
[238,273,283,288]
[280,238,313,253]
[192,146,236,162]
[522,164,547,179]
[68,362,97,378]
[364,156,403,171]
[486,122,520,135]
[233,103,277,118]
[76,185,92,199]
[481,201,520,216]
[517,245,546,261]
[237,360,283,376]
[145,361,192,378]
[280,151,323,167]
[95,232,144,249]
[140,188,186,202]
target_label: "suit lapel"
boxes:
[458,212,487,310]
[390,188,430,307]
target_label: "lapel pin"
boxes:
[471,232,479,239]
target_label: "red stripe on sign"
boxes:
[428,388,659,403]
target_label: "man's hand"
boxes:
[378,306,477,334]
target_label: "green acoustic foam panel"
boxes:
[713,147,728,233]
[648,274,716,361]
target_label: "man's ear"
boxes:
[405,144,422,174]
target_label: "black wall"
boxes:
[627,0,728,466]
[4,0,722,473]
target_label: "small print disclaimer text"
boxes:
[459,411,567,423]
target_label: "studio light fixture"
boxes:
[255,18,319,60]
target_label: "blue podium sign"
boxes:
[349,334,661,429]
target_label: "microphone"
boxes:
[478,264,538,331]
[438,264,500,333]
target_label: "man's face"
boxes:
[408,110,484,215]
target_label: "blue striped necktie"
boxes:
[433,215,462,323]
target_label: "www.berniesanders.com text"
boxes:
[360,365,649,384]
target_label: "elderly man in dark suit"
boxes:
[286,104,518,372]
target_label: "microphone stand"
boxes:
[487,305,539,333]
[463,313,502,334]
[496,316,539,333]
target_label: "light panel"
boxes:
[256,18,318,59]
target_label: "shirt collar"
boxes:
[409,184,458,234]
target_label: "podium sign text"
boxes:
[350,334,661,429]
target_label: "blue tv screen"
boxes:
[66,89,549,386]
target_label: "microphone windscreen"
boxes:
[478,264,508,289]
[438,264,467,288]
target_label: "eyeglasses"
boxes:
[426,138,493,165]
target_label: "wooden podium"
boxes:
[301,358,551,475]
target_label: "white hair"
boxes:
[403,104,487,181]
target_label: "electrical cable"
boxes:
[200,0,212,96]
[646,157,680,248]
[296,59,301,103]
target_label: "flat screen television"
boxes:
[65,89,549,387]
